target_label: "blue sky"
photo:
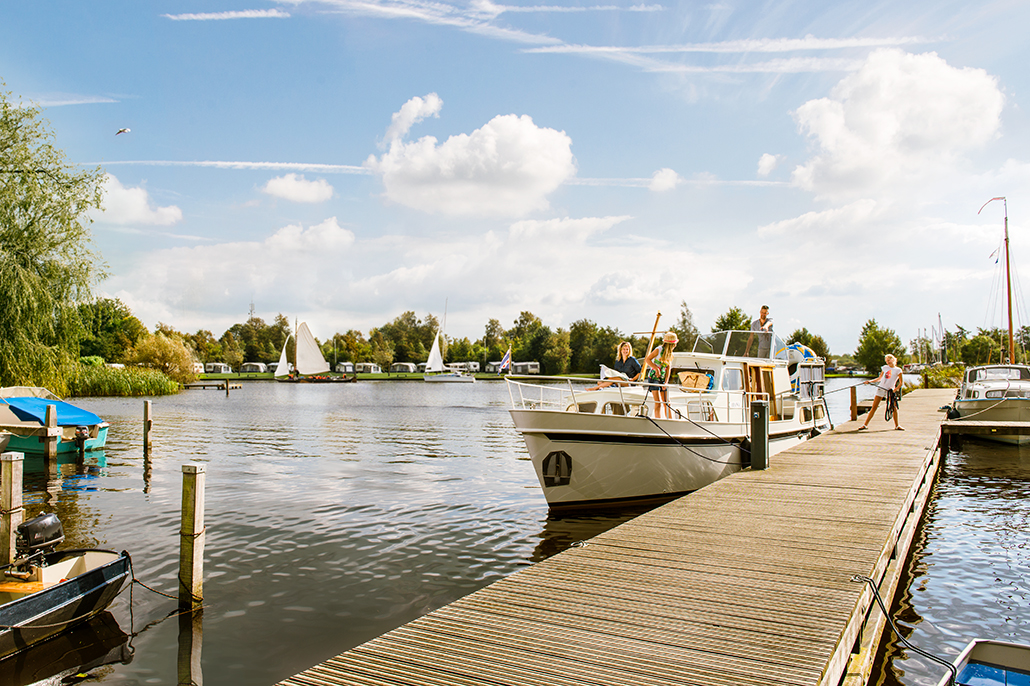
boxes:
[3,0,1030,354]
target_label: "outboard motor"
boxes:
[74,425,91,450]
[16,512,65,557]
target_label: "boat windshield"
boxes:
[968,366,1030,382]
[692,331,788,361]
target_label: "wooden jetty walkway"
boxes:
[279,388,956,686]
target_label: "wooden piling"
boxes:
[224,379,230,397]
[144,400,153,454]
[43,404,59,462]
[179,464,206,610]
[1,452,24,566]
[177,608,204,686]
[850,385,858,422]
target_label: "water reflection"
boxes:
[178,610,203,686]
[0,611,131,686]
[873,439,1030,685]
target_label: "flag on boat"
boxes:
[500,347,512,372]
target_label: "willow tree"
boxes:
[0,86,105,394]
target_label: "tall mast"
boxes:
[980,197,1013,362]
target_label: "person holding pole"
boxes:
[859,354,904,431]
[645,331,678,418]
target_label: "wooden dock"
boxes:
[279,389,955,686]
[183,381,242,390]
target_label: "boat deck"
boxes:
[278,388,955,686]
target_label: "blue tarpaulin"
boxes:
[0,397,103,426]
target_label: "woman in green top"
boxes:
[645,331,678,419]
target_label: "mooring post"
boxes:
[144,400,153,454]
[850,386,858,422]
[1,452,25,566]
[179,464,206,610]
[750,400,769,470]
[224,379,230,397]
[44,403,59,462]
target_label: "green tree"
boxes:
[0,85,106,393]
[542,329,572,375]
[480,318,507,363]
[220,331,244,370]
[711,306,750,332]
[78,298,147,362]
[962,331,1003,366]
[786,327,830,360]
[670,301,700,351]
[127,332,197,385]
[854,319,906,374]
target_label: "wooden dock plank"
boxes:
[278,388,954,686]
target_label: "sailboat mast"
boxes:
[1004,199,1014,363]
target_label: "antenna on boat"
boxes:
[980,197,1013,363]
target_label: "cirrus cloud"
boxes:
[262,173,334,203]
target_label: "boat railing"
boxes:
[506,376,776,422]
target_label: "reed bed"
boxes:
[67,364,180,397]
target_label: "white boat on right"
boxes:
[950,365,1030,444]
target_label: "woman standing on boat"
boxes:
[645,332,678,418]
[859,354,904,431]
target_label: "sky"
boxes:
[3,0,1030,355]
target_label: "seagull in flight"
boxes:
[116,128,130,135]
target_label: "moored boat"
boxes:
[275,322,357,383]
[423,332,474,383]
[0,388,108,455]
[935,639,1030,686]
[951,365,1030,444]
[0,513,129,660]
[507,330,831,509]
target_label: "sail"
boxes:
[425,333,445,373]
[274,338,291,377]
[296,323,330,375]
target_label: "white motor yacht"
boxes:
[951,365,1030,444]
[507,330,831,509]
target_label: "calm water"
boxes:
[4,377,1026,685]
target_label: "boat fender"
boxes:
[945,404,960,419]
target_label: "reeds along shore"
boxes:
[67,364,180,397]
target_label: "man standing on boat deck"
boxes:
[745,305,774,358]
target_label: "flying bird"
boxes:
[116,128,130,135]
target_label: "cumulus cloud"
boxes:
[648,168,681,191]
[757,153,781,177]
[383,93,443,146]
[791,49,1005,197]
[98,174,182,226]
[366,99,576,217]
[262,173,334,203]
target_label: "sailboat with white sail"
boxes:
[275,322,355,383]
[423,332,474,383]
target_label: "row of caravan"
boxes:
[202,360,542,375]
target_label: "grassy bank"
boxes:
[68,364,180,397]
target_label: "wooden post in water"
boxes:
[1,452,25,566]
[143,400,153,454]
[43,404,59,462]
[179,464,206,610]
[850,386,858,422]
[177,609,204,686]
[224,379,230,397]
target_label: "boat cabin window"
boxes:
[602,402,629,415]
[575,401,597,413]
[968,366,1030,382]
[721,369,743,391]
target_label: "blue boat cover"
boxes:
[1,397,103,427]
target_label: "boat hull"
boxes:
[510,409,811,509]
[935,639,1030,686]
[0,550,129,659]
[4,425,108,456]
[424,373,475,383]
[952,397,1030,445]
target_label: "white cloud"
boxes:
[366,103,576,216]
[383,93,443,146]
[262,173,334,203]
[648,168,680,191]
[791,49,1005,198]
[163,9,290,20]
[757,153,780,177]
[98,174,182,226]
